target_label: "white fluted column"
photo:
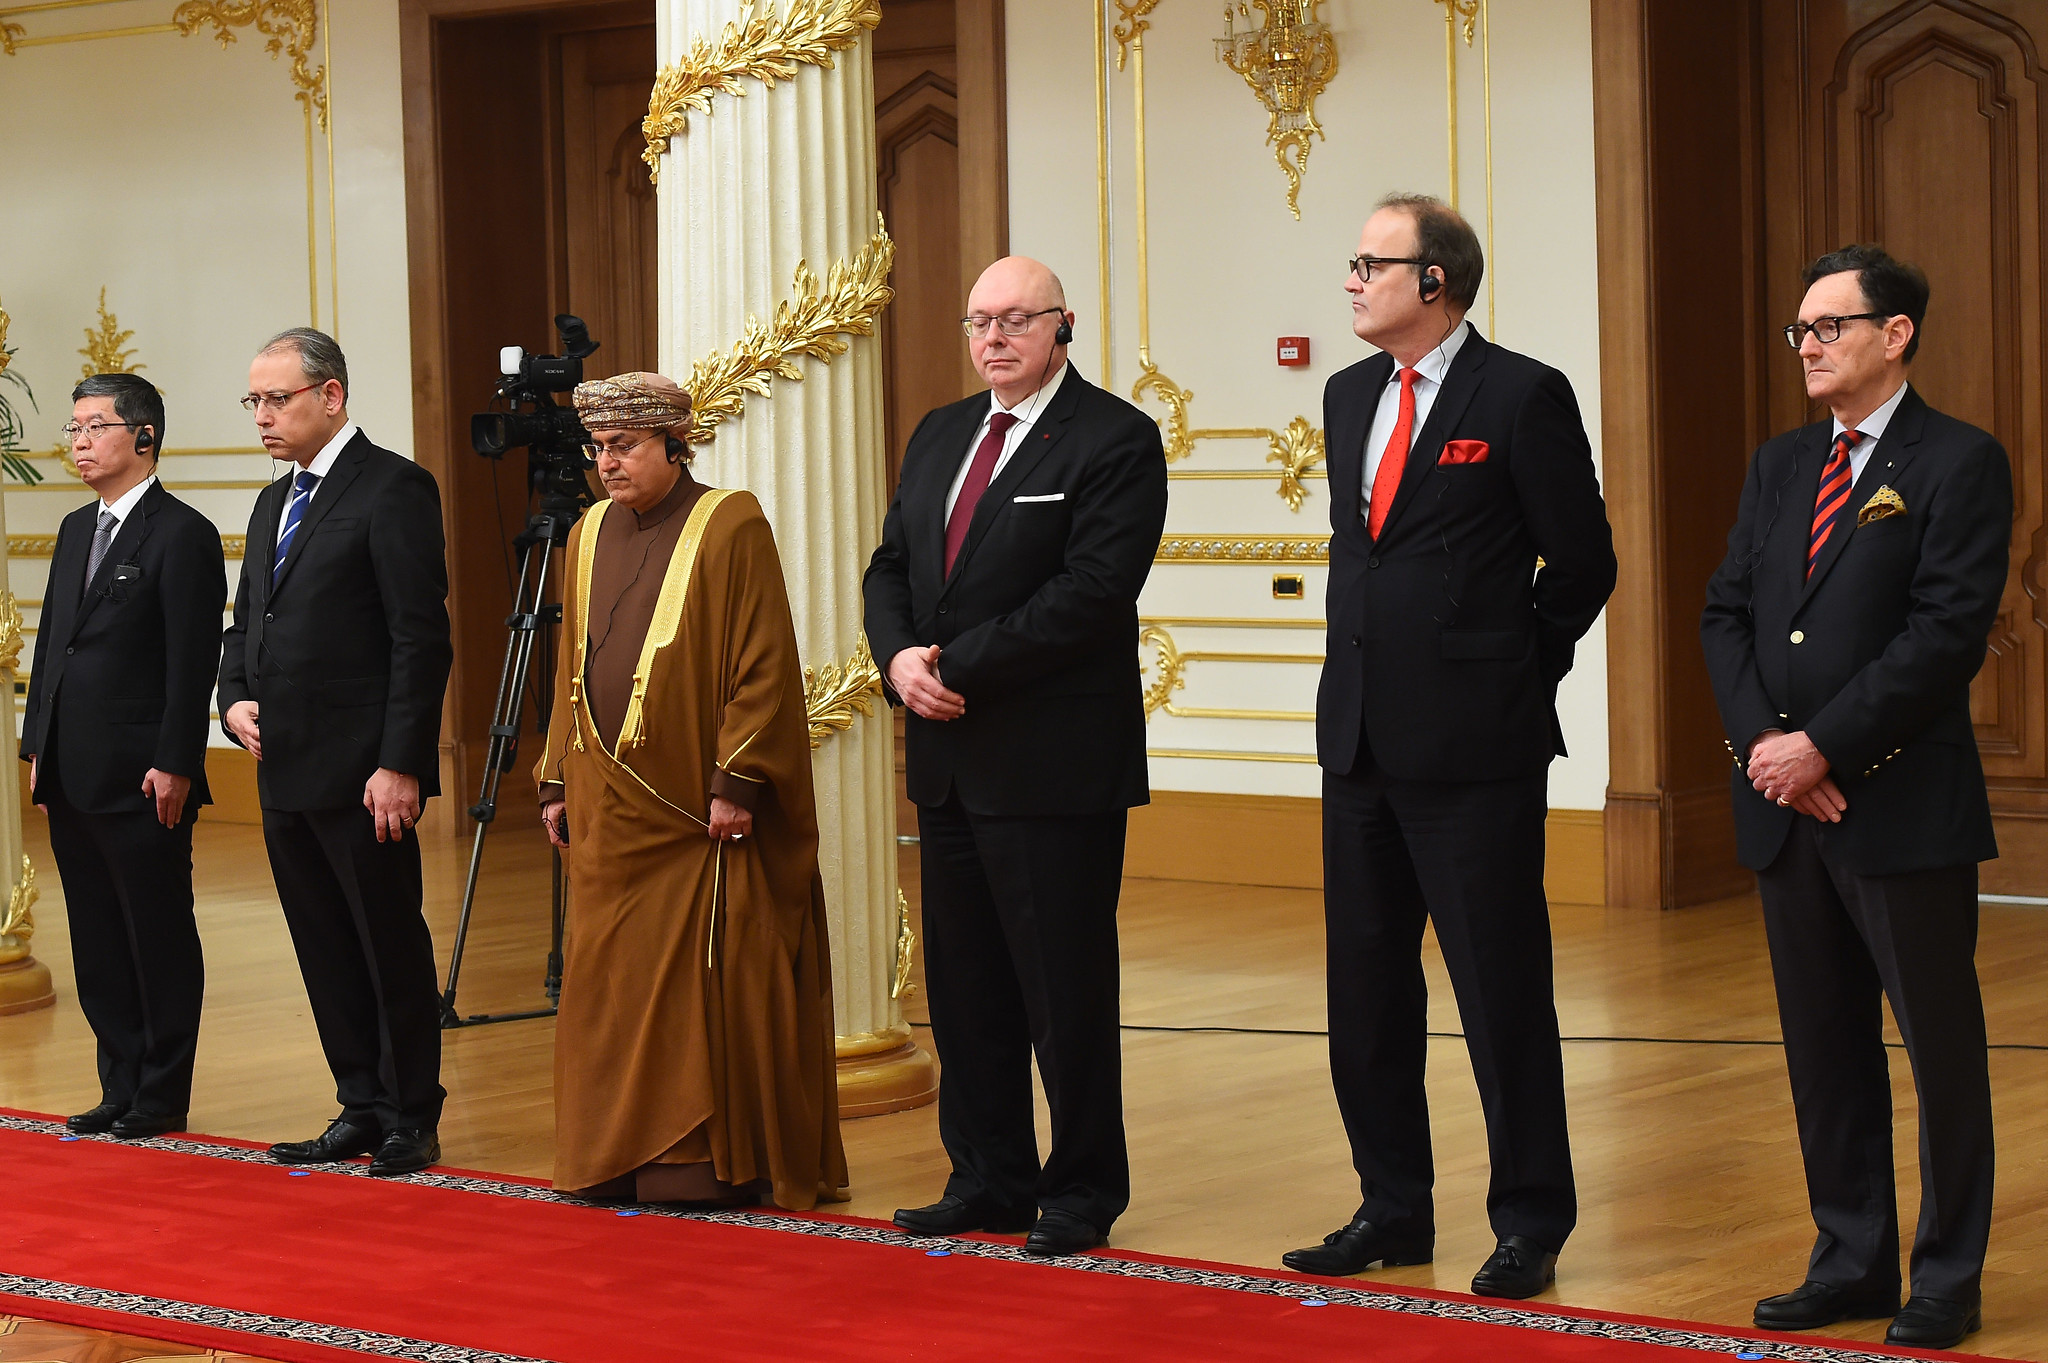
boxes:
[656,0,933,1114]
[0,484,51,1015]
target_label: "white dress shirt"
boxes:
[1361,321,1472,522]
[1833,380,1909,484]
[945,362,1071,523]
[275,420,359,547]
[98,472,158,528]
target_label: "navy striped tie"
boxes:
[1807,430,1861,579]
[273,469,319,583]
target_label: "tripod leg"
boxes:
[439,534,558,1025]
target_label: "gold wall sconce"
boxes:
[1215,1,1339,220]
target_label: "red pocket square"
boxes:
[1439,440,1490,465]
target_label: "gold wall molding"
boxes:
[684,218,894,444]
[0,592,23,675]
[1215,1,1339,219]
[1433,0,1496,334]
[0,856,38,963]
[47,287,145,475]
[641,0,881,184]
[803,633,883,749]
[1112,0,1162,68]
[1155,533,1327,564]
[890,888,916,1000]
[1140,622,1318,722]
[1142,615,1324,630]
[173,0,326,127]
[6,533,244,559]
[1147,746,1317,764]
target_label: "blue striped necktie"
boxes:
[274,469,320,583]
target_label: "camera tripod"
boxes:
[438,496,585,1028]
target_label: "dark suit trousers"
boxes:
[1758,819,1992,1302]
[1322,758,1576,1250]
[263,805,445,1131]
[917,793,1131,1231]
[44,784,203,1116]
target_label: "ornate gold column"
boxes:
[0,493,51,1015]
[649,0,933,1115]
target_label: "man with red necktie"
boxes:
[1289,194,1615,1298]
[1703,246,2011,1352]
[864,256,1167,1258]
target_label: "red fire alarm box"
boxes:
[1277,336,1310,367]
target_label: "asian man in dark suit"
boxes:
[22,373,225,1140]
[218,327,453,1177]
[1288,194,1615,1298]
[1702,246,2010,1352]
[864,256,1167,1258]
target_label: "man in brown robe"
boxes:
[535,372,847,1209]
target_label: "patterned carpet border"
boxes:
[0,1113,1928,1363]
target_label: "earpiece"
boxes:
[1054,316,1074,346]
[664,434,687,464]
[134,426,155,456]
[1418,270,1442,302]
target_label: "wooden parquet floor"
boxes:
[3,817,2047,1360]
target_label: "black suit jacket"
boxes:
[1701,386,2010,875]
[217,431,453,811]
[864,369,1168,816]
[21,481,227,812]
[1316,330,1616,782]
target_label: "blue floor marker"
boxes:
[57,1135,79,1143]
[616,1208,642,1217]
[924,1249,951,1257]
[1301,1299,1329,1308]
[1736,1353,1765,1360]
[287,1169,312,1177]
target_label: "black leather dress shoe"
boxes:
[65,1102,125,1134]
[1470,1235,1558,1299]
[110,1110,186,1139]
[1281,1218,1434,1276]
[270,1117,381,1164]
[1885,1296,1981,1349]
[893,1194,1036,1236]
[368,1128,440,1177]
[1024,1209,1107,1257]
[1752,1280,1899,1331]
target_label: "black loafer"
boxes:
[1471,1235,1558,1299]
[270,1117,381,1164]
[367,1127,440,1177]
[1281,1218,1434,1276]
[1753,1280,1899,1331]
[1024,1208,1107,1257]
[65,1101,126,1134]
[893,1193,1036,1236]
[1886,1296,1981,1350]
[110,1109,186,1140]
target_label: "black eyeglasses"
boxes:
[1348,256,1427,284]
[1782,313,1891,349]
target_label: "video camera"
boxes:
[470,313,600,508]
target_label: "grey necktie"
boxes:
[83,509,116,599]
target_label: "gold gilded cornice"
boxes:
[1155,534,1328,564]
[684,218,894,444]
[173,0,327,128]
[641,0,881,184]
[804,634,883,749]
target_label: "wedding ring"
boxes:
[1775,797,1789,807]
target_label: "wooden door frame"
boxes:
[398,0,1009,823]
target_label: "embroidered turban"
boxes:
[572,371,694,434]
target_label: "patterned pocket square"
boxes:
[1439,439,1490,466]
[1857,485,1907,526]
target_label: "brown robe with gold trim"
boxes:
[536,484,848,1208]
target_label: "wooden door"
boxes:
[1761,0,2048,889]
[556,23,660,376]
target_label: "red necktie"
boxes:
[1366,368,1421,540]
[944,411,1018,575]
[1808,429,1861,578]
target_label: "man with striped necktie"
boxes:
[218,327,453,1178]
[1702,246,2011,1351]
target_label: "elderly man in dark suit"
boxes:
[219,327,453,1177]
[1288,193,1616,1298]
[1702,246,2009,1352]
[23,373,225,1140]
[864,256,1167,1257]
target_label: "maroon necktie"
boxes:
[1808,429,1862,578]
[944,411,1018,575]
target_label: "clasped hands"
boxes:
[889,645,965,722]
[541,795,751,848]
[1748,729,1846,824]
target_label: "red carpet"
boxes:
[0,1110,2006,1362]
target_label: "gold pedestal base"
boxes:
[0,955,54,1015]
[836,1026,937,1119]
